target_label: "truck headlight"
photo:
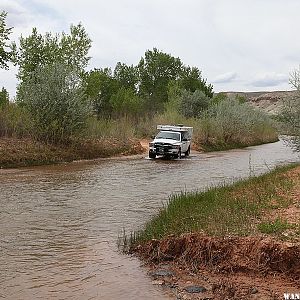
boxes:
[172,145,180,149]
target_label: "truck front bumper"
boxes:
[149,146,179,156]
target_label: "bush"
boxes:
[194,99,278,149]
[180,89,210,118]
[18,63,91,144]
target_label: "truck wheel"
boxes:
[185,146,190,157]
[149,151,156,159]
[178,149,182,159]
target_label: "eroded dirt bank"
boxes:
[0,137,144,168]
[132,235,300,299]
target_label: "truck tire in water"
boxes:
[149,152,156,159]
[185,146,190,157]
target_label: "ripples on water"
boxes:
[0,140,299,299]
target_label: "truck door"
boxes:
[181,132,188,152]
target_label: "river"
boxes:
[0,139,299,300]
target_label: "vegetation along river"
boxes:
[0,139,299,300]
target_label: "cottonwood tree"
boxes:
[137,48,213,114]
[13,23,91,85]
[0,11,13,69]
[114,62,138,92]
[179,66,213,98]
[138,48,183,113]
[84,68,119,117]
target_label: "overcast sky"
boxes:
[1,0,300,98]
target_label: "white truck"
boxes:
[149,125,193,159]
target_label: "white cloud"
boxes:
[251,73,289,88]
[213,72,237,84]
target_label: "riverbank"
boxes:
[0,136,279,169]
[128,164,300,299]
[0,137,144,168]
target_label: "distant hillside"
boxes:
[220,91,296,115]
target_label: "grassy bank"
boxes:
[0,137,143,168]
[127,164,300,248]
[125,164,300,299]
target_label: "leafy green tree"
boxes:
[0,11,13,69]
[138,48,183,113]
[0,87,9,107]
[180,89,210,118]
[19,63,90,143]
[179,66,213,98]
[13,23,91,84]
[165,80,182,112]
[110,87,144,119]
[84,68,119,117]
[114,62,138,92]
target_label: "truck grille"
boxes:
[154,143,172,153]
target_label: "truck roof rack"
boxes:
[157,125,193,132]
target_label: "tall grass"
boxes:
[0,104,33,138]
[83,116,136,140]
[125,164,296,248]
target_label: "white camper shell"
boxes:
[149,125,193,159]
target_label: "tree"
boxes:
[280,67,300,151]
[13,23,91,84]
[114,62,138,92]
[110,87,144,119]
[19,63,90,143]
[0,87,9,107]
[179,66,213,98]
[84,68,119,117]
[0,11,13,69]
[138,48,183,113]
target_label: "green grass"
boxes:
[124,164,298,249]
[258,218,292,234]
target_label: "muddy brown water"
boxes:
[0,140,299,300]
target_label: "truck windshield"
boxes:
[156,131,180,141]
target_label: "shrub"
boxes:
[194,99,278,149]
[18,63,91,144]
[180,89,210,118]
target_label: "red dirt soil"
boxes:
[133,235,300,299]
